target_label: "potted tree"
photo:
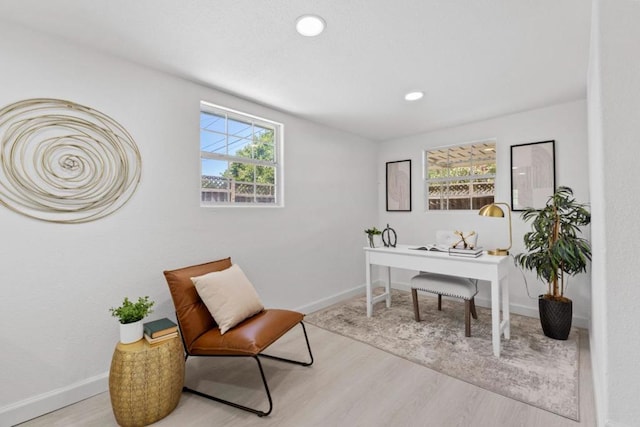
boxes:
[109,296,155,344]
[514,186,591,340]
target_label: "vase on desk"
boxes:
[366,234,382,248]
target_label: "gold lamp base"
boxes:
[487,248,509,256]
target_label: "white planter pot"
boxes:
[119,320,143,344]
[366,234,383,248]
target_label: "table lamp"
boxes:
[478,202,512,255]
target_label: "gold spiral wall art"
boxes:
[0,98,142,223]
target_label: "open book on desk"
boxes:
[410,244,450,252]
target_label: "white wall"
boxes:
[0,22,377,425]
[587,1,608,423]
[376,100,591,325]
[588,1,640,426]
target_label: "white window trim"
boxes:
[423,138,497,211]
[200,101,284,208]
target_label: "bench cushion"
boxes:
[410,272,477,300]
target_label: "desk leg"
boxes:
[501,276,511,339]
[366,252,372,317]
[491,278,501,357]
[385,266,391,308]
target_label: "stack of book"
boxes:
[143,318,179,346]
[448,247,484,258]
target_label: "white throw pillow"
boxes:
[191,264,264,334]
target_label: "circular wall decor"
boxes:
[0,98,141,223]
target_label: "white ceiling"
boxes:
[0,0,591,141]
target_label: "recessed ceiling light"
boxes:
[404,91,424,101]
[296,15,326,37]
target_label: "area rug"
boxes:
[305,289,579,420]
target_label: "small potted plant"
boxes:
[514,186,591,340]
[364,227,382,248]
[109,296,155,344]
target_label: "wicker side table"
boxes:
[109,336,185,427]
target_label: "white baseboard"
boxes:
[296,284,365,314]
[0,373,108,427]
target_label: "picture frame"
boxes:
[386,159,411,211]
[510,140,556,211]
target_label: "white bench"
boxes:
[410,272,479,337]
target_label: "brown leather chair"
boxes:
[163,257,313,417]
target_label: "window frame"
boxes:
[423,139,497,211]
[200,101,284,207]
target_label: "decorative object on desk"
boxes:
[452,230,476,249]
[386,159,411,211]
[411,231,480,254]
[448,247,483,258]
[109,296,155,344]
[364,226,382,248]
[381,223,397,247]
[511,140,555,211]
[0,98,142,223]
[435,229,477,249]
[306,289,580,421]
[143,317,178,338]
[515,186,591,340]
[478,202,512,255]
[411,244,449,252]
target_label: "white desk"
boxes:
[364,244,510,357]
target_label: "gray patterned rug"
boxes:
[305,289,579,420]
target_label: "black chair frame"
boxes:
[179,319,314,417]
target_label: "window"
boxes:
[424,139,496,210]
[200,102,283,207]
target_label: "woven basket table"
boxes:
[109,336,185,427]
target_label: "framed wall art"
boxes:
[510,140,555,211]
[386,159,411,211]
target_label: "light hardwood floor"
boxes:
[18,324,596,427]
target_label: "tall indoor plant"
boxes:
[514,186,591,340]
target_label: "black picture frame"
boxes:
[510,140,556,211]
[386,160,411,211]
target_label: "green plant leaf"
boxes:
[515,186,591,298]
[109,296,155,324]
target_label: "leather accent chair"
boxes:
[163,257,313,417]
